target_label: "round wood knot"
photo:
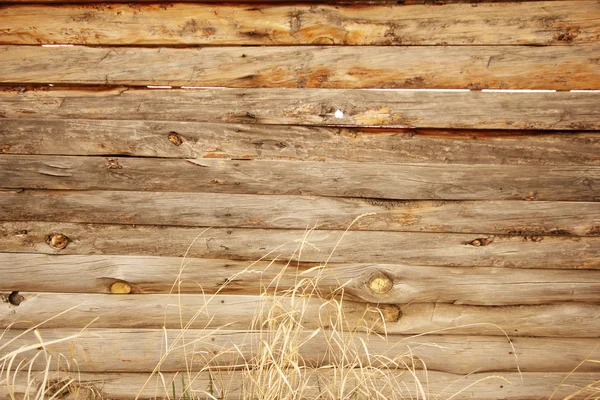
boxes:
[47,233,69,249]
[110,281,132,294]
[168,132,183,146]
[8,291,24,306]
[379,304,402,323]
[368,274,393,295]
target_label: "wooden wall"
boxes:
[0,0,599,398]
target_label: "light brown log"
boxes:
[2,45,598,90]
[0,0,582,3]
[1,190,599,236]
[2,293,600,337]
[2,253,600,305]
[3,328,599,373]
[2,119,600,166]
[2,2,598,46]
[1,222,599,269]
[1,87,598,130]
[0,293,393,332]
[2,155,599,201]
[2,370,599,400]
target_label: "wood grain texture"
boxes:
[1,87,598,130]
[0,0,583,3]
[2,155,599,201]
[1,222,599,269]
[4,371,599,400]
[3,328,599,373]
[1,190,599,236]
[2,293,600,337]
[2,45,598,90]
[2,2,598,46]
[0,293,394,332]
[2,253,599,304]
[2,119,600,166]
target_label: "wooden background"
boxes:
[0,0,599,398]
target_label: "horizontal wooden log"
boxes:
[1,222,599,269]
[2,252,600,307]
[1,190,599,236]
[2,155,599,201]
[0,0,401,2]
[3,371,599,400]
[1,293,392,332]
[2,293,600,337]
[2,119,600,166]
[3,328,599,373]
[0,0,581,3]
[1,87,598,130]
[2,2,597,46]
[1,221,600,269]
[2,45,598,90]
[394,303,600,337]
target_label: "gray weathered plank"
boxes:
[2,119,600,165]
[2,254,599,304]
[2,2,597,46]
[3,370,599,400]
[3,328,599,373]
[0,222,598,269]
[2,293,599,337]
[2,155,599,201]
[2,45,598,90]
[1,87,598,130]
[1,190,599,235]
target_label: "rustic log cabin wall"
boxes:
[0,0,599,398]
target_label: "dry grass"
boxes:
[1,223,599,399]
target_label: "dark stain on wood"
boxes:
[8,291,24,306]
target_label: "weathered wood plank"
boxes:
[394,303,600,337]
[2,2,597,46]
[0,222,599,270]
[1,87,598,130]
[1,293,391,331]
[0,0,582,3]
[1,190,599,236]
[4,371,599,400]
[2,45,598,90]
[2,119,600,166]
[3,328,599,373]
[2,293,600,337]
[2,155,599,201]
[2,254,599,304]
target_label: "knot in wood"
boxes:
[168,131,183,146]
[106,158,122,169]
[8,291,24,306]
[368,273,393,295]
[110,281,132,294]
[47,233,69,249]
[467,237,494,247]
[378,304,402,322]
